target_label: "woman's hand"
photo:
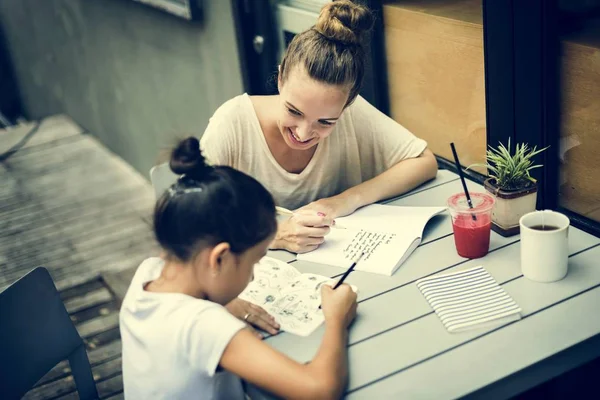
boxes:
[298,194,360,220]
[271,210,333,253]
[225,298,280,337]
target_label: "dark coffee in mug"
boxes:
[530,225,559,231]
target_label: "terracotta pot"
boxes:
[483,178,538,237]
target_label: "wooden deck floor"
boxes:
[1,115,160,399]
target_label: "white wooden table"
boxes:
[254,169,600,399]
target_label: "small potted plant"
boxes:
[468,139,549,237]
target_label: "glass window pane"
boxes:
[383,0,486,172]
[559,6,600,222]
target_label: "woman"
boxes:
[200,0,438,254]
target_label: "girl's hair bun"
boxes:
[169,137,211,180]
[314,0,374,46]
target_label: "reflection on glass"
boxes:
[383,0,486,172]
[559,5,600,222]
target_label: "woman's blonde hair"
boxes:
[279,0,374,107]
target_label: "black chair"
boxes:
[0,267,99,399]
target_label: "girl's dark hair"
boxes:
[153,137,277,261]
[279,0,374,106]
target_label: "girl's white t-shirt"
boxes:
[200,94,428,210]
[120,257,246,400]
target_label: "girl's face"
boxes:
[203,235,273,305]
[277,67,349,150]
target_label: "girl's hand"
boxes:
[271,210,333,253]
[320,284,358,329]
[226,298,280,337]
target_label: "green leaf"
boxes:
[481,139,549,190]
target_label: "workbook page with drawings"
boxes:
[297,204,447,276]
[238,257,356,336]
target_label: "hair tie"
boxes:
[167,185,203,197]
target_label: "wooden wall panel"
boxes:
[559,20,600,221]
[383,0,486,172]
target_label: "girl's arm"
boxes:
[220,285,356,400]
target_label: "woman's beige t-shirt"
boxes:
[200,94,427,210]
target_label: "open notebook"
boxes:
[417,266,522,333]
[297,204,446,276]
[238,257,357,336]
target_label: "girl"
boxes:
[120,137,358,399]
[200,0,438,254]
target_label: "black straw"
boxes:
[450,143,477,221]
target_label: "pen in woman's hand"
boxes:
[275,206,346,229]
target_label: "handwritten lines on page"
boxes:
[296,205,447,276]
[416,266,522,333]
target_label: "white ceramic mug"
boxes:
[519,210,570,282]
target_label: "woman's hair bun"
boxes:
[169,137,211,180]
[314,0,374,46]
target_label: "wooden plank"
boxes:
[71,301,117,327]
[0,114,83,152]
[36,340,122,387]
[64,287,113,314]
[253,243,600,398]
[558,19,600,220]
[72,222,154,254]
[341,245,600,392]
[0,160,151,217]
[59,278,105,302]
[0,149,153,211]
[385,178,483,244]
[4,136,149,195]
[2,135,92,173]
[384,0,487,172]
[7,163,150,207]
[77,313,120,340]
[0,201,152,254]
[59,238,159,276]
[1,212,156,288]
[0,188,152,254]
[0,168,148,213]
[1,116,158,303]
[339,233,511,301]
[102,390,124,400]
[87,327,121,351]
[265,229,600,363]
[24,357,122,400]
[96,375,124,399]
[0,168,151,220]
[382,169,460,203]
[346,250,600,398]
[101,268,138,307]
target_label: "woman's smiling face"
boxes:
[277,67,350,150]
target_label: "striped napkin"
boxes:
[417,266,521,333]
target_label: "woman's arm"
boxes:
[301,96,438,218]
[347,148,438,207]
[305,148,438,218]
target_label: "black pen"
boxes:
[319,252,365,309]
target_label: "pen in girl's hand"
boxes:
[333,252,365,289]
[319,252,364,309]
